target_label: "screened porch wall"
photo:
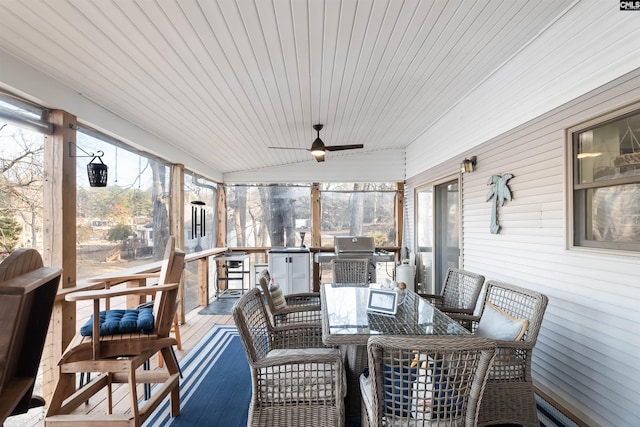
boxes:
[405,68,640,426]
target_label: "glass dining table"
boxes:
[320,283,470,418]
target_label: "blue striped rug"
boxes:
[536,394,579,427]
[144,324,576,427]
[144,325,250,427]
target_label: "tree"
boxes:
[0,124,44,249]
[233,186,247,246]
[349,183,364,235]
[0,217,22,251]
[266,186,295,247]
[150,160,169,261]
[107,223,134,241]
[257,187,270,246]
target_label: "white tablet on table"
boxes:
[367,288,398,315]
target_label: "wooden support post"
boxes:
[311,183,321,291]
[197,257,209,306]
[395,182,405,262]
[42,110,77,402]
[126,278,147,308]
[216,186,227,291]
[169,164,185,323]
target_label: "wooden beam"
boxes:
[169,164,185,323]
[311,183,321,291]
[395,182,405,258]
[216,186,227,289]
[42,110,77,402]
[197,257,209,306]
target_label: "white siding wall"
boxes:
[405,69,640,426]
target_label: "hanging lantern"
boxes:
[87,156,108,187]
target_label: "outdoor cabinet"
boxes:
[268,248,310,294]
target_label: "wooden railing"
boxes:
[46,244,400,399]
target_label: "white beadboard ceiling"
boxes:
[0,0,582,181]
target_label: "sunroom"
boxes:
[0,1,638,426]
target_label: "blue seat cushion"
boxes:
[80,308,154,336]
[382,364,417,417]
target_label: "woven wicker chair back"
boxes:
[441,267,485,312]
[331,258,368,284]
[364,335,496,427]
[233,288,273,364]
[482,280,548,344]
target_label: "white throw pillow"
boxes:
[475,302,528,341]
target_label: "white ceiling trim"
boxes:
[223,148,404,184]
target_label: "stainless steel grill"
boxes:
[334,236,375,257]
[314,236,395,282]
[332,236,392,282]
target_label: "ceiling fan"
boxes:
[268,124,364,162]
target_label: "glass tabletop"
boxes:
[320,283,469,345]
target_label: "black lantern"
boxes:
[69,139,109,187]
[87,156,108,187]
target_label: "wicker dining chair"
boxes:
[331,258,368,284]
[360,335,496,427]
[257,268,321,326]
[419,267,485,316]
[233,288,346,427]
[465,281,549,427]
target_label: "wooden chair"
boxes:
[0,249,61,424]
[45,237,185,426]
[233,288,345,427]
[464,281,549,427]
[257,268,321,326]
[360,335,496,427]
[331,258,368,284]
[82,247,184,363]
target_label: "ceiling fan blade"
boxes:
[268,146,310,151]
[324,144,364,152]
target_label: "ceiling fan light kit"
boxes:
[269,123,363,162]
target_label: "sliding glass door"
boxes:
[415,178,460,294]
[434,179,459,293]
[416,187,433,293]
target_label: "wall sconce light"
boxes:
[69,141,108,187]
[460,156,477,173]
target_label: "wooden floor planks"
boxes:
[8,305,234,427]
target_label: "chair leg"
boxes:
[173,314,182,350]
[159,315,181,368]
[143,360,151,400]
[79,372,92,404]
[171,346,183,378]
[128,361,140,425]
[46,372,75,417]
[106,374,113,414]
[159,346,181,418]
